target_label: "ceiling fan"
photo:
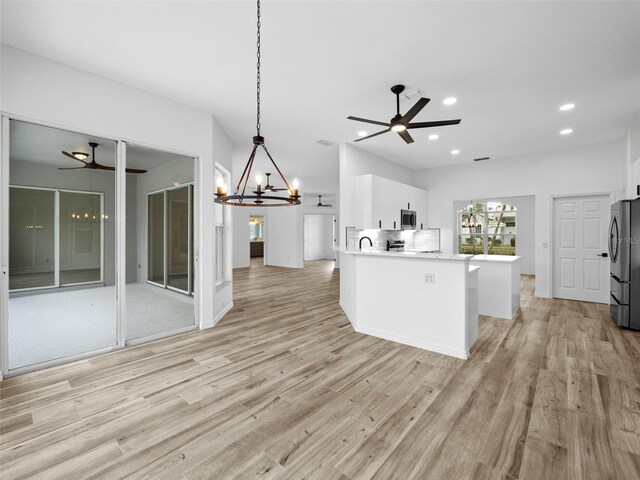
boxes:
[262,172,288,192]
[348,84,461,144]
[60,142,147,174]
[315,195,333,208]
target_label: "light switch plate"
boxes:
[424,273,435,284]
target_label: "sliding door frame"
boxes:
[7,185,105,292]
[0,114,202,378]
[145,182,195,296]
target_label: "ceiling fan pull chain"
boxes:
[256,0,261,136]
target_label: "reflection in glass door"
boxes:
[147,185,193,295]
[9,187,56,290]
[9,187,104,290]
[7,119,117,372]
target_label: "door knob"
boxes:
[597,253,608,258]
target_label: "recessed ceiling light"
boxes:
[559,103,575,111]
[428,134,439,140]
[560,128,573,135]
[443,97,457,106]
[357,130,368,137]
[451,149,460,155]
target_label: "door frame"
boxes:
[303,212,337,262]
[549,191,614,303]
[0,113,202,378]
[145,182,195,295]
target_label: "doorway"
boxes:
[553,194,610,303]
[249,215,265,261]
[303,214,336,262]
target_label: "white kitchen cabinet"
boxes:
[354,174,428,230]
[408,186,428,229]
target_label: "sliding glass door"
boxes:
[7,119,116,372]
[146,185,193,295]
[9,187,104,290]
[8,187,55,290]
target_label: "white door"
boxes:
[553,195,610,303]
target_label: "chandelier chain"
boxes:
[256,0,261,135]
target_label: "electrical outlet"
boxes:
[424,273,435,284]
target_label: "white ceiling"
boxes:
[2,1,639,184]
[10,120,193,170]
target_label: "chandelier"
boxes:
[215,0,301,207]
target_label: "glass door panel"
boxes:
[59,191,102,285]
[167,186,190,292]
[147,192,165,285]
[9,187,55,290]
[7,119,117,371]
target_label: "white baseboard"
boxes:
[354,324,469,360]
[338,301,356,328]
[202,302,234,329]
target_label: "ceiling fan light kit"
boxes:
[61,142,147,174]
[214,0,300,207]
[348,84,462,144]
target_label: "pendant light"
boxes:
[215,0,301,207]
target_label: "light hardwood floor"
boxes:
[1,258,640,479]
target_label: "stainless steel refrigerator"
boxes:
[610,199,640,329]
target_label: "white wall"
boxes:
[266,206,304,268]
[416,140,625,297]
[339,143,421,248]
[453,195,535,275]
[0,45,233,328]
[304,214,335,261]
[623,127,640,199]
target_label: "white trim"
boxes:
[549,191,614,301]
[203,301,234,329]
[54,190,60,287]
[125,325,197,347]
[1,116,10,379]
[338,300,356,328]
[355,324,469,360]
[116,141,127,348]
[2,345,118,378]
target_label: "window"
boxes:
[457,201,517,255]
[215,165,230,286]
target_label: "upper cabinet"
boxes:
[354,174,428,230]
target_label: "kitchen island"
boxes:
[337,247,478,359]
[470,255,521,319]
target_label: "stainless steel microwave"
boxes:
[401,209,416,230]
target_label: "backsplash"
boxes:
[345,227,440,252]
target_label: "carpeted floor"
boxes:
[8,283,194,369]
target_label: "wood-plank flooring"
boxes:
[2,258,640,479]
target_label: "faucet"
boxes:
[359,236,373,250]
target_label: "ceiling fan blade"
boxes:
[397,129,414,144]
[401,97,430,123]
[93,164,116,171]
[354,128,390,142]
[62,151,87,164]
[125,167,148,174]
[347,116,390,127]
[58,166,87,170]
[407,119,461,129]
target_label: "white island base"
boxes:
[470,255,521,319]
[338,248,479,360]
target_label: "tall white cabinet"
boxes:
[354,174,428,230]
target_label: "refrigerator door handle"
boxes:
[608,215,617,261]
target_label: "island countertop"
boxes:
[335,246,471,262]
